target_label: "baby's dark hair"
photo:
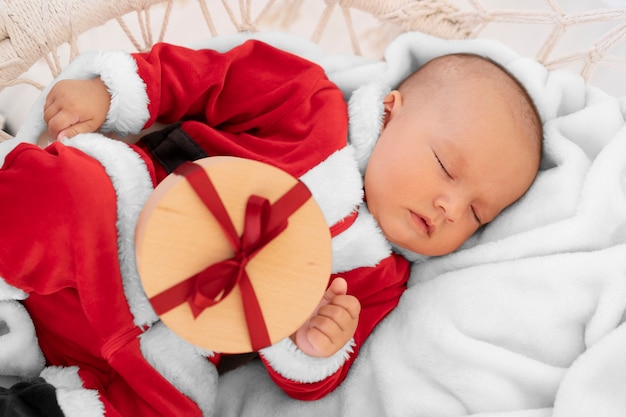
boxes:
[398,53,543,161]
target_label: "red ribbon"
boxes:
[148,161,312,351]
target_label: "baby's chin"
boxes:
[385,231,455,260]
[390,242,431,263]
[381,229,432,262]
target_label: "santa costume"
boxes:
[0,40,410,415]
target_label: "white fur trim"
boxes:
[0,276,27,301]
[41,366,104,417]
[53,50,149,136]
[347,82,390,175]
[298,146,391,273]
[14,50,148,145]
[64,134,157,327]
[139,321,217,416]
[299,146,363,228]
[94,51,150,136]
[0,300,45,377]
[259,337,356,384]
[55,389,104,417]
[331,204,391,273]
[40,366,84,390]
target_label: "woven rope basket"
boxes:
[1,0,626,140]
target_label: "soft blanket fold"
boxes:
[208,31,626,417]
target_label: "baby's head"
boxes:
[364,53,542,257]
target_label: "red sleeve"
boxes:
[262,254,411,400]
[132,40,348,178]
[0,143,119,293]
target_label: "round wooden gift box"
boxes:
[135,156,332,353]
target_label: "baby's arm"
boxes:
[292,278,360,358]
[259,254,409,400]
[44,78,111,140]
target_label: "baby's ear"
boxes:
[382,90,403,126]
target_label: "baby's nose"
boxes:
[435,192,469,223]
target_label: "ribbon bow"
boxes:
[148,161,312,351]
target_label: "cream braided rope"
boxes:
[1,0,626,140]
[0,0,164,89]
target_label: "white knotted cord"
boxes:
[1,0,626,140]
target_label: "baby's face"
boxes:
[364,80,539,256]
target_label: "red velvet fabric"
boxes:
[132,41,410,399]
[0,40,410,407]
[134,40,348,181]
[0,143,202,416]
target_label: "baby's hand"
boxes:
[44,78,111,140]
[292,278,360,358]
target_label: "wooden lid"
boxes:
[135,156,331,353]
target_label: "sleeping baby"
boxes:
[0,39,541,416]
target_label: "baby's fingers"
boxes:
[44,107,80,140]
[45,101,102,140]
[305,296,360,355]
[308,306,347,339]
[315,296,360,330]
[302,327,336,357]
[56,120,100,141]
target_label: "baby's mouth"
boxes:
[410,211,433,236]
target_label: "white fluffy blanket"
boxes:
[205,32,626,417]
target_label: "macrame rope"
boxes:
[157,0,173,43]
[311,2,337,45]
[0,0,167,97]
[2,0,626,141]
[340,6,362,56]
[252,0,278,27]
[2,0,625,90]
[197,0,218,36]
[114,0,174,51]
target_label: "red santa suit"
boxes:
[0,39,410,414]
[0,136,216,417]
[129,40,411,400]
